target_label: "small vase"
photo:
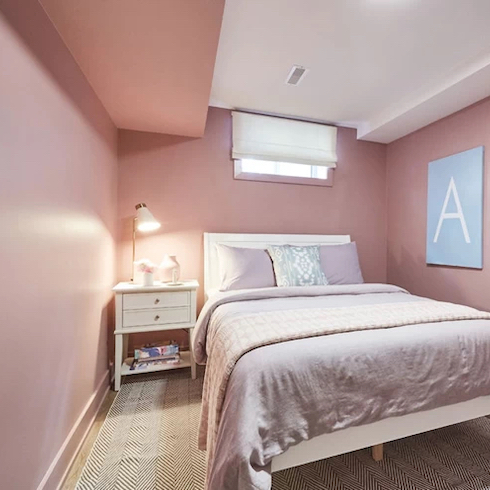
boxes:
[142,272,154,287]
[160,254,180,283]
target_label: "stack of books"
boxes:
[130,341,180,371]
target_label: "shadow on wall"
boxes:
[387,243,477,308]
[117,129,197,158]
[0,0,114,145]
[104,296,116,378]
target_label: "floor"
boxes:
[61,389,117,490]
[62,375,490,490]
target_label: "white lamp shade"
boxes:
[135,204,160,232]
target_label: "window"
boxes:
[234,159,333,187]
[231,112,337,187]
[240,159,328,179]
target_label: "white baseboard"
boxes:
[36,370,110,490]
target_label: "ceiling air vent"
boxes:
[285,65,308,86]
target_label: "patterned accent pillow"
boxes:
[266,245,329,287]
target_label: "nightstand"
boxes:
[113,280,199,391]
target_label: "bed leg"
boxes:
[372,443,383,462]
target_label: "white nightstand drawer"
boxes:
[123,291,189,310]
[123,307,190,328]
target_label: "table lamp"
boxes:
[131,203,161,281]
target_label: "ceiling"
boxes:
[39,0,490,143]
[40,0,225,137]
[210,0,490,143]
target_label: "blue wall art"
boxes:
[426,146,484,268]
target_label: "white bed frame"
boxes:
[203,232,490,472]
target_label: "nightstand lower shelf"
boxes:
[121,350,192,376]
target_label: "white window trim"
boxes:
[234,160,334,187]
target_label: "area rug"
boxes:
[77,371,490,489]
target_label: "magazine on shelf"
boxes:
[130,354,181,371]
[134,341,179,360]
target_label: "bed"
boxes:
[193,233,490,490]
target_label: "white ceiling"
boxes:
[210,0,490,143]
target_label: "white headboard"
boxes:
[204,233,351,298]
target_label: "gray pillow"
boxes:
[267,245,328,287]
[216,244,276,291]
[319,242,364,285]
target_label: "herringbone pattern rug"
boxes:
[76,371,490,489]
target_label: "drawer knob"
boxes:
[154,315,160,321]
[154,298,160,304]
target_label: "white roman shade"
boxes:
[232,111,337,168]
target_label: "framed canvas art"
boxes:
[426,146,484,268]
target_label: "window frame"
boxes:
[233,160,334,187]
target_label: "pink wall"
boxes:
[118,107,388,315]
[387,97,490,310]
[0,2,117,489]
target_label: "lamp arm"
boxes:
[131,217,137,282]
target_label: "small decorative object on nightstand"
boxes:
[113,280,199,391]
[134,259,157,286]
[160,254,181,283]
